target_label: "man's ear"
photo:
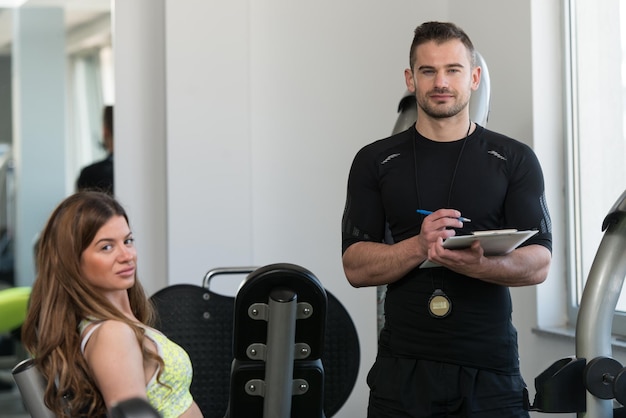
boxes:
[404,68,416,93]
[471,66,481,91]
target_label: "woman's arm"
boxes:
[83,320,153,409]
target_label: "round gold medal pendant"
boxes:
[428,289,451,318]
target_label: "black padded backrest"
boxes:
[233,264,327,361]
[226,288,359,417]
[323,291,359,416]
[227,263,327,418]
[150,284,234,418]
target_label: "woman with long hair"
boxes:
[22,191,203,418]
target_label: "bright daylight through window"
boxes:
[566,0,626,335]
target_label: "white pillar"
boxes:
[113,0,168,296]
[12,7,66,286]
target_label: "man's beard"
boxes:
[418,89,470,119]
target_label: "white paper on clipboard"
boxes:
[419,229,539,268]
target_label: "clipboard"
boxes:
[419,229,539,268]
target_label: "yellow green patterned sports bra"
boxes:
[79,319,194,418]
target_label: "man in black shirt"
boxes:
[77,105,114,194]
[341,22,552,418]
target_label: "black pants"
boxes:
[366,357,530,418]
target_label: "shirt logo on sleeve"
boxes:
[381,153,401,165]
[488,150,507,161]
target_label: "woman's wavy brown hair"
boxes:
[21,191,164,417]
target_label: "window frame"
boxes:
[565,0,626,337]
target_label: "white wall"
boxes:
[115,1,614,417]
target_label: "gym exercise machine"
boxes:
[529,189,626,418]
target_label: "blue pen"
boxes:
[416,209,471,223]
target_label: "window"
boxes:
[566,0,626,335]
[66,44,114,190]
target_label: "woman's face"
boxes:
[80,215,137,294]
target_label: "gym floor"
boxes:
[0,378,28,417]
[0,335,28,418]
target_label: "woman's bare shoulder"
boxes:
[84,320,139,354]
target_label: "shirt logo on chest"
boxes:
[488,150,507,161]
[381,153,401,165]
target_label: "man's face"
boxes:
[405,40,480,119]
